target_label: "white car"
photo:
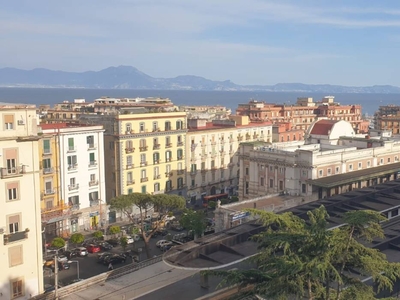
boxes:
[165,216,176,222]
[57,255,68,263]
[74,247,88,257]
[157,240,173,248]
[125,236,134,244]
[156,239,167,247]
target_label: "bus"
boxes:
[202,193,229,208]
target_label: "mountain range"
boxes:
[0,65,400,93]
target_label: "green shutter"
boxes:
[43,140,50,152]
[89,153,95,162]
[68,138,74,147]
[141,185,146,194]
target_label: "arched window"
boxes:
[177,149,183,160]
[165,150,172,162]
[139,122,145,132]
[165,121,171,131]
[126,123,132,133]
[153,152,160,164]
[177,177,183,189]
[176,120,183,130]
[154,183,160,192]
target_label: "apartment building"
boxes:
[39,123,106,233]
[374,105,400,134]
[0,103,43,298]
[179,105,231,120]
[186,115,272,204]
[236,96,367,133]
[239,119,400,201]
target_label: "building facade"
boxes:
[186,116,272,204]
[374,105,400,134]
[40,123,106,233]
[0,103,44,298]
[239,119,400,201]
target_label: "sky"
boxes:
[2,0,400,86]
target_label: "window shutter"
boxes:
[4,115,14,123]
[9,215,20,224]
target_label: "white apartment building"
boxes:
[186,116,272,205]
[239,119,400,200]
[40,123,106,232]
[0,103,43,298]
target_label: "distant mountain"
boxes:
[1,65,400,93]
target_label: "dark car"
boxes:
[99,241,113,250]
[123,250,140,263]
[51,261,70,271]
[64,250,78,260]
[105,239,120,246]
[103,254,126,265]
[97,252,113,263]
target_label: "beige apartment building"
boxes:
[239,119,400,200]
[374,105,400,134]
[186,115,272,205]
[0,103,44,298]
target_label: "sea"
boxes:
[1,88,400,115]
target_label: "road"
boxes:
[43,233,172,287]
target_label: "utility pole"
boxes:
[54,255,59,299]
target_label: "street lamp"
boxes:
[68,260,80,280]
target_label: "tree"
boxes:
[179,209,207,240]
[120,236,128,252]
[108,225,121,235]
[205,206,400,300]
[208,201,216,210]
[108,193,185,258]
[70,233,84,247]
[51,237,65,249]
[93,230,103,239]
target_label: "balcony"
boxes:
[211,141,216,146]
[42,150,52,156]
[89,180,98,187]
[153,144,161,150]
[201,169,207,173]
[139,146,148,152]
[140,177,148,183]
[44,189,56,195]
[1,166,26,179]
[165,143,172,148]
[43,167,54,174]
[152,127,160,132]
[154,160,160,165]
[125,147,135,154]
[228,162,235,168]
[140,161,148,167]
[67,146,77,153]
[190,157,196,163]
[4,231,28,245]
[126,179,135,185]
[177,156,184,160]
[165,171,173,177]
[177,170,185,175]
[220,151,226,156]
[166,186,174,191]
[237,136,243,141]
[165,157,172,162]
[68,184,79,191]
[229,137,234,143]
[190,170,197,175]
[88,143,97,150]
[68,164,78,171]
[88,161,97,168]
[177,142,184,146]
[71,204,80,211]
[126,164,134,170]
[229,150,235,155]
[220,164,226,169]
[154,174,161,180]
[190,184,197,189]
[211,166,218,170]
[90,200,100,207]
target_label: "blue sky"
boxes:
[2,0,400,86]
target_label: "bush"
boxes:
[131,227,140,235]
[208,201,216,210]
[70,233,84,246]
[108,225,121,234]
[120,236,128,250]
[230,196,239,203]
[220,198,229,205]
[51,237,65,249]
[93,231,103,238]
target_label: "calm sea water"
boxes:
[0,88,399,115]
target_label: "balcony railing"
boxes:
[190,184,197,189]
[190,170,197,175]
[125,130,133,135]
[1,166,26,179]
[152,127,160,132]
[43,167,54,174]
[126,164,134,169]
[139,146,148,152]
[211,166,217,170]
[153,144,161,150]
[68,164,78,171]
[177,156,184,160]
[44,189,56,195]
[177,170,185,175]
[88,143,97,150]
[201,169,207,173]
[90,200,100,207]
[88,161,97,168]
[165,143,172,148]
[89,180,98,187]
[4,231,28,245]
[165,172,173,177]
[154,174,161,180]
[165,157,172,162]
[42,150,52,156]
[154,160,160,164]
[126,180,135,185]
[140,177,148,183]
[67,146,77,152]
[68,184,79,191]
[125,147,135,154]
[177,142,184,146]
[140,161,148,167]
[71,204,80,211]
[220,151,226,156]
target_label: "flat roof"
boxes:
[307,162,400,188]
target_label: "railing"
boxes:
[201,169,207,173]
[42,150,52,156]
[140,161,148,167]
[89,180,99,187]
[152,127,160,132]
[68,164,78,171]
[154,159,160,164]
[177,156,184,160]
[126,164,134,169]
[43,167,54,174]
[165,157,172,162]
[88,143,97,150]
[44,189,55,195]
[4,231,28,245]
[90,200,100,207]
[190,170,197,175]
[68,184,79,191]
[211,141,216,146]
[177,142,184,146]
[177,170,185,175]
[126,180,135,185]
[125,147,135,154]
[67,146,77,152]
[154,174,161,179]
[153,144,161,150]
[140,177,148,183]
[71,204,80,211]
[165,143,172,148]
[139,146,148,152]
[190,184,197,189]
[88,161,97,168]
[1,166,26,179]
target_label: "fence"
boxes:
[29,255,163,300]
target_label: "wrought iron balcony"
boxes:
[68,164,78,171]
[1,165,26,179]
[125,147,135,154]
[165,143,172,148]
[89,180,98,187]
[42,150,52,156]
[44,189,56,195]
[140,177,148,183]
[67,146,77,152]
[126,180,135,185]
[139,146,148,152]
[154,174,161,180]
[153,144,161,150]
[43,167,54,174]
[126,164,134,169]
[88,143,97,150]
[4,230,28,245]
[68,184,79,191]
[71,204,80,211]
[140,161,148,167]
[177,142,184,146]
[177,170,185,175]
[190,170,197,175]
[88,161,97,168]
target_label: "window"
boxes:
[141,185,147,194]
[154,183,160,192]
[68,195,79,205]
[11,278,24,298]
[177,135,182,144]
[90,174,96,182]
[152,121,158,131]
[89,153,96,164]
[45,181,53,193]
[202,174,206,182]
[127,155,132,166]
[87,135,94,147]
[165,121,171,131]
[269,179,274,188]
[4,114,14,130]
[335,167,340,173]
[327,168,331,175]
[127,172,133,183]
[67,155,77,168]
[165,150,172,162]
[8,214,20,233]
[319,170,323,176]
[245,182,249,194]
[358,162,362,169]
[245,167,249,176]
[178,162,182,170]
[166,136,171,146]
[211,160,215,168]
[380,158,384,165]
[260,177,264,186]
[177,149,183,159]
[141,169,147,179]
[128,188,133,194]
[269,166,273,172]
[191,164,197,173]
[388,157,391,163]
[176,120,183,130]
[154,166,159,177]
[279,180,283,190]
[139,122,145,132]
[9,245,23,267]
[140,139,146,148]
[126,140,133,151]
[140,154,146,165]
[68,137,75,151]
[302,170,307,176]
[302,184,306,193]
[126,123,132,133]
[7,182,18,201]
[348,164,353,171]
[43,140,51,154]
[166,164,171,173]
[89,191,99,203]
[153,152,160,164]
[166,180,172,190]
[367,161,371,167]
[177,177,183,188]
[201,162,205,170]
[221,170,224,179]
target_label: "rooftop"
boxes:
[309,119,338,135]
[0,102,36,109]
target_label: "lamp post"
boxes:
[68,260,80,280]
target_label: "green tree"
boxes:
[108,225,121,234]
[108,193,185,258]
[120,236,128,251]
[179,209,207,240]
[51,237,65,249]
[208,201,216,210]
[70,233,84,247]
[205,206,400,300]
[93,230,103,239]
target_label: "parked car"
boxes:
[51,261,70,271]
[73,247,88,257]
[157,240,173,248]
[57,255,68,263]
[103,254,126,265]
[86,244,101,253]
[165,215,176,222]
[161,243,173,252]
[99,241,113,250]
[123,250,140,263]
[125,236,134,244]
[97,252,113,263]
[156,239,168,247]
[105,239,120,246]
[64,249,79,259]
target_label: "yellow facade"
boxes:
[38,133,65,237]
[105,111,187,204]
